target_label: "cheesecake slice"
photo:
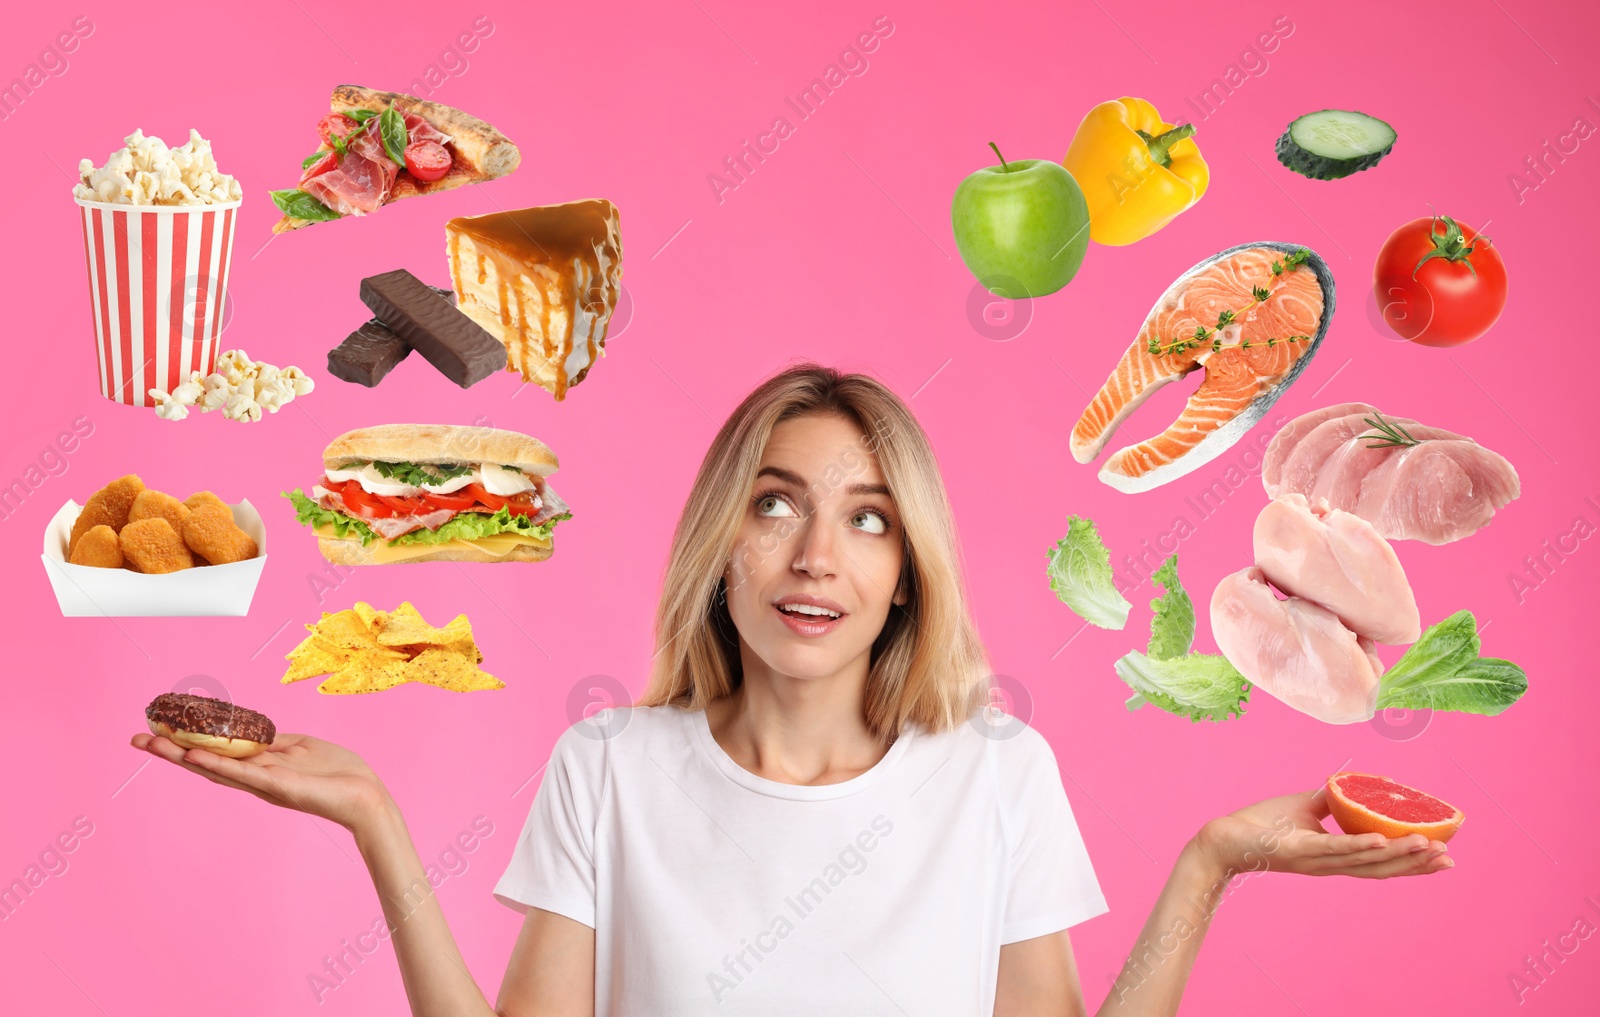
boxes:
[445,199,623,400]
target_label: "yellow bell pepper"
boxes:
[1063,97,1209,246]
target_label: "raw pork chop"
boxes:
[1259,405,1519,544]
[1261,401,1377,497]
[1355,441,1523,545]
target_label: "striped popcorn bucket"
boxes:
[75,196,241,407]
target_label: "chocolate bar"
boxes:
[358,270,504,389]
[327,287,456,388]
[328,320,411,388]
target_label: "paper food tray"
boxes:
[41,499,267,617]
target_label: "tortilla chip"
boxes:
[283,646,350,682]
[286,603,498,694]
[351,601,382,629]
[318,655,411,695]
[405,647,503,692]
[376,606,474,648]
[445,637,484,663]
[314,609,407,657]
[282,633,355,683]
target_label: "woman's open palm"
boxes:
[1197,788,1453,881]
[130,731,387,831]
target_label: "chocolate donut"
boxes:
[146,693,276,758]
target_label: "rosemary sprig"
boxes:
[1359,412,1424,450]
[1146,248,1315,357]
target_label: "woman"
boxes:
[131,365,1451,1015]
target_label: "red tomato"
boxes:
[316,114,360,144]
[336,481,394,519]
[420,486,480,512]
[403,140,452,182]
[377,493,430,516]
[464,484,507,511]
[504,497,540,518]
[1373,215,1507,347]
[301,151,338,181]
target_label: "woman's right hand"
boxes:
[131,731,389,832]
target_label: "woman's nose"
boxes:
[791,517,836,577]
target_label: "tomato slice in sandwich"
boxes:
[504,496,540,517]
[422,486,483,512]
[338,481,395,519]
[376,493,430,516]
[464,484,508,512]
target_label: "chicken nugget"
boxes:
[119,517,195,574]
[68,524,124,568]
[183,491,228,513]
[69,474,145,554]
[128,490,192,538]
[182,503,258,565]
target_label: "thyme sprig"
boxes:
[1146,248,1315,357]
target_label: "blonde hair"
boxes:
[639,364,990,737]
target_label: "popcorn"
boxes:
[171,374,205,407]
[255,376,296,413]
[282,366,316,398]
[200,374,232,411]
[223,391,262,423]
[149,390,190,421]
[74,129,242,207]
[146,350,313,424]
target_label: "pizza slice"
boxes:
[270,85,520,234]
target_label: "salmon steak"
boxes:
[1071,242,1333,493]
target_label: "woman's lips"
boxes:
[773,603,846,637]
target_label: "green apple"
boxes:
[951,143,1090,298]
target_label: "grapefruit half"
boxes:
[1326,772,1465,842]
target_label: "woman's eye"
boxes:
[851,510,888,535]
[756,495,795,517]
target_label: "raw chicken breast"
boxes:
[1252,493,1421,644]
[1210,567,1382,725]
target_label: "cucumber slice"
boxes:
[1275,110,1396,180]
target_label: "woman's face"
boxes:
[724,412,907,683]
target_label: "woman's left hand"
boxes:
[1192,788,1453,880]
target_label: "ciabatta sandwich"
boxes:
[285,424,569,565]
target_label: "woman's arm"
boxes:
[131,732,594,1017]
[350,795,499,1014]
[355,795,595,1017]
[994,788,1453,1017]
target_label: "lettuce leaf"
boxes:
[1115,652,1251,723]
[283,489,567,548]
[1145,555,1194,661]
[1375,610,1526,715]
[1116,554,1248,720]
[1046,515,1131,629]
[287,489,379,544]
[395,505,567,546]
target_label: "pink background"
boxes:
[3,1,1597,1013]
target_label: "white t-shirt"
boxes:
[495,703,1107,1015]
